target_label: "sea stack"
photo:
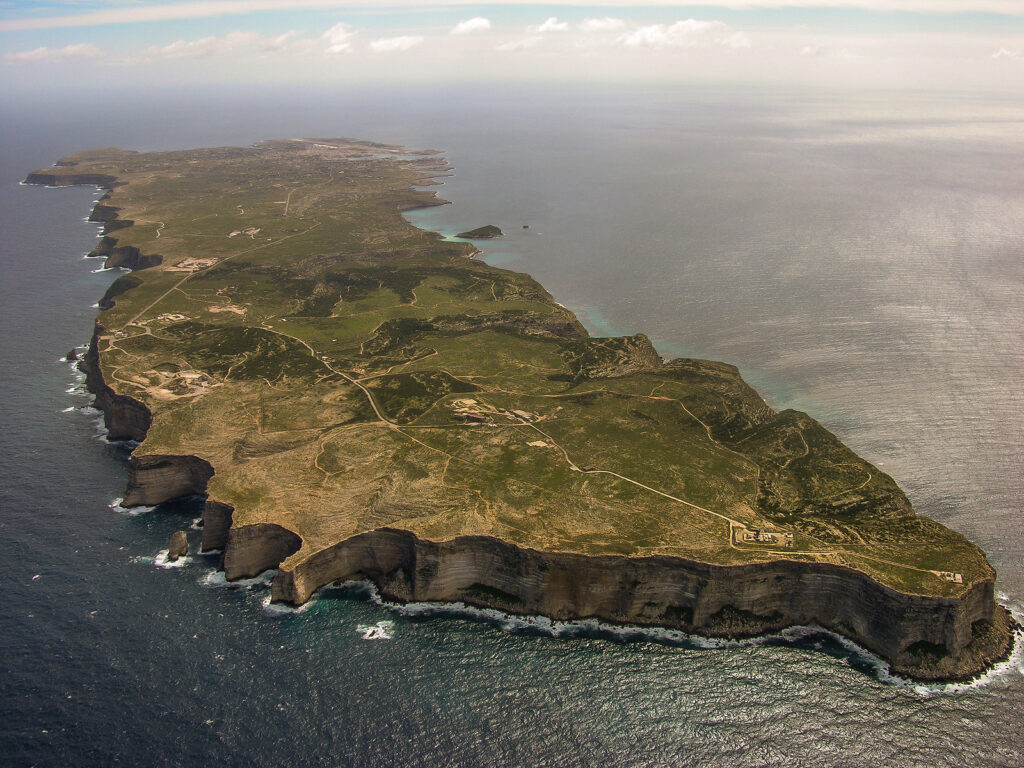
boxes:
[167,531,188,562]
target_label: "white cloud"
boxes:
[370,35,424,53]
[618,20,751,51]
[722,31,752,49]
[496,36,544,52]
[145,30,260,59]
[4,43,104,62]
[534,17,569,34]
[138,29,309,59]
[620,20,719,49]
[579,17,626,33]
[991,47,1021,59]
[322,21,356,54]
[800,44,855,59]
[263,30,299,50]
[451,17,491,35]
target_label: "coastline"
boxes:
[31,156,1016,685]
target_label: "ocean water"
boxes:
[1,85,1021,766]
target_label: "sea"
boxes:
[1,84,1022,766]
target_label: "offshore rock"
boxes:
[167,531,189,562]
[456,224,503,239]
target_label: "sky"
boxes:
[0,1,1022,93]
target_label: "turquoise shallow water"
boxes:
[1,85,1022,766]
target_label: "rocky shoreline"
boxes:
[42,169,1016,684]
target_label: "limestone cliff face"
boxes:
[89,236,162,270]
[262,528,1005,681]
[24,171,119,187]
[201,500,234,552]
[222,523,303,580]
[80,332,210,504]
[122,454,214,507]
[81,332,151,442]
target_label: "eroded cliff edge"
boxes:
[39,148,1015,683]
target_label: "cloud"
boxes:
[369,35,424,53]
[579,17,626,33]
[145,30,259,59]
[451,17,491,35]
[620,20,719,49]
[800,44,855,59]
[722,31,752,49]
[263,30,299,50]
[991,47,1021,59]
[322,21,356,54]
[138,29,309,59]
[4,43,103,62]
[533,17,569,34]
[496,36,544,52]
[618,20,750,51]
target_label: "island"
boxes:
[456,224,503,239]
[27,138,1014,682]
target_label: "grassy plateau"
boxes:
[34,138,993,599]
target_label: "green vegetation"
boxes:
[456,225,503,239]
[34,138,993,598]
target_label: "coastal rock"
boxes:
[201,500,234,552]
[266,527,1012,682]
[88,236,162,271]
[222,523,303,580]
[88,204,120,223]
[66,347,78,362]
[456,224,503,239]
[23,171,119,188]
[122,454,214,507]
[167,531,188,562]
[80,333,151,442]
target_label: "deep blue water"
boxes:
[1,85,1022,766]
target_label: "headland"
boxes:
[28,138,1014,681]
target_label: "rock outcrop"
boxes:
[122,454,215,507]
[23,171,119,188]
[201,501,234,552]
[79,333,151,442]
[89,236,162,271]
[222,524,303,580]
[456,224,503,239]
[167,531,189,562]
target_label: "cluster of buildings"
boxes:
[738,527,795,548]
[449,399,538,426]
